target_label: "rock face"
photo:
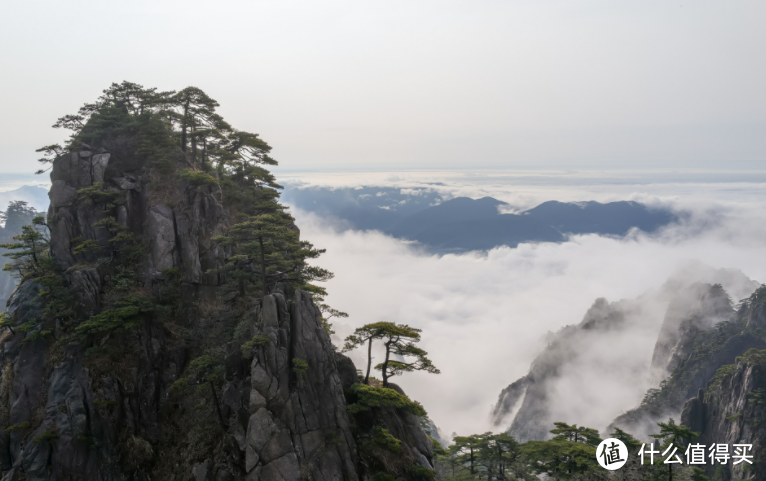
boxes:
[650,283,736,382]
[0,146,435,481]
[491,295,664,441]
[243,290,359,481]
[676,290,766,481]
[681,364,766,481]
[47,150,227,291]
[492,266,760,442]
[613,285,766,441]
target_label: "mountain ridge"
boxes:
[491,263,761,443]
[0,83,436,481]
[284,186,679,252]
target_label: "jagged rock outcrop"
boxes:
[492,295,663,441]
[490,376,529,430]
[676,290,766,480]
[47,150,227,292]
[242,289,359,481]
[681,365,765,480]
[650,283,737,382]
[0,145,435,481]
[332,351,435,479]
[492,266,759,442]
[612,285,766,441]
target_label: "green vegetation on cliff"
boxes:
[0,82,397,479]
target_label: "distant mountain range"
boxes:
[281,185,443,231]
[282,186,678,252]
[0,185,49,213]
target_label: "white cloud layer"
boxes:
[286,173,766,438]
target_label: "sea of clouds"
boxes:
[280,169,766,440]
[1,168,764,441]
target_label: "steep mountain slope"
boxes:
[492,295,665,442]
[0,84,436,481]
[491,266,759,442]
[0,186,49,214]
[612,285,766,441]
[680,300,766,481]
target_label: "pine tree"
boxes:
[550,422,602,446]
[0,201,38,233]
[520,422,603,480]
[651,418,698,481]
[170,355,228,429]
[373,323,440,387]
[171,87,227,168]
[1,215,49,278]
[610,427,642,452]
[476,432,524,480]
[212,210,331,298]
[451,434,485,477]
[343,322,440,387]
[342,322,392,384]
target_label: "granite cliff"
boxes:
[676,287,766,481]
[611,284,766,441]
[491,265,759,443]
[0,83,435,481]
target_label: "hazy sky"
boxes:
[1,0,765,173]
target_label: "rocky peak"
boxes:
[650,283,735,380]
[612,285,766,441]
[0,137,435,480]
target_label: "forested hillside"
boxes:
[0,82,437,481]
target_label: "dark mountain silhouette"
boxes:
[399,214,564,251]
[386,196,507,238]
[386,197,676,252]
[523,200,675,236]
[281,186,442,231]
[282,186,678,252]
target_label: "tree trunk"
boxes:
[181,102,189,153]
[191,122,197,164]
[381,340,392,387]
[364,337,374,384]
[258,236,267,298]
[209,380,228,429]
[201,138,207,171]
